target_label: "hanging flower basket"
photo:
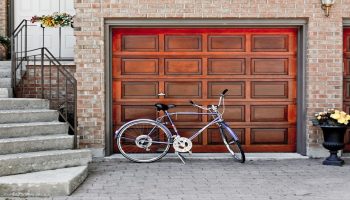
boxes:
[31,12,74,28]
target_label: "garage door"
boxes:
[112,28,297,153]
[343,28,350,152]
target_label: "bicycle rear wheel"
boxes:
[116,119,171,163]
[220,127,245,163]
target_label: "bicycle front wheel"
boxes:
[220,126,245,163]
[116,119,171,163]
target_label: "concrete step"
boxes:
[0,166,88,197]
[0,135,73,155]
[0,68,11,78]
[0,121,68,139]
[0,88,12,98]
[0,78,11,88]
[0,61,11,69]
[0,109,57,123]
[0,149,92,177]
[0,98,49,110]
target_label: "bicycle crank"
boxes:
[173,136,192,153]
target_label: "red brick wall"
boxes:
[73,0,350,157]
[0,0,7,36]
[16,65,76,99]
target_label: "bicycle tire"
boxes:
[116,119,171,163]
[220,127,245,163]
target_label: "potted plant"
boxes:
[312,109,350,166]
[0,35,10,60]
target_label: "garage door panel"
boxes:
[165,35,202,52]
[251,58,288,75]
[345,80,350,99]
[113,28,297,153]
[345,59,350,75]
[251,105,288,122]
[121,105,157,122]
[251,81,288,99]
[208,81,245,99]
[165,82,202,98]
[122,35,158,52]
[250,128,288,144]
[208,35,245,52]
[220,105,245,122]
[207,128,245,145]
[122,58,159,75]
[122,82,158,99]
[345,130,350,144]
[208,59,245,75]
[252,35,288,52]
[164,59,202,75]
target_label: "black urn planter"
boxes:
[320,126,347,166]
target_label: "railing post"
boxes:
[59,27,62,60]
[41,48,44,99]
[74,83,77,149]
[24,20,27,59]
[11,35,15,91]
[41,25,45,49]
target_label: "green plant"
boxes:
[0,35,10,59]
[0,35,10,49]
[31,12,73,28]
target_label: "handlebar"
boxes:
[189,89,228,110]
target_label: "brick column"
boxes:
[0,0,7,36]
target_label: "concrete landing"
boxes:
[0,166,88,197]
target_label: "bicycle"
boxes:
[115,89,245,164]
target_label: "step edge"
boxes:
[0,134,73,143]
[0,149,92,160]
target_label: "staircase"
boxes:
[0,61,12,98]
[0,98,92,197]
[0,19,93,197]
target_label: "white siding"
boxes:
[14,0,75,59]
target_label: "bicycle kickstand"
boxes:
[175,151,186,164]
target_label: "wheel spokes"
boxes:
[117,121,171,162]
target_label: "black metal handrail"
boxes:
[11,20,78,148]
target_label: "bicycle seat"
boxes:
[154,103,176,111]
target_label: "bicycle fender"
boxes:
[221,122,240,141]
[114,119,171,139]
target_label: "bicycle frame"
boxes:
[155,110,238,142]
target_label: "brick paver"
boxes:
[53,157,350,200]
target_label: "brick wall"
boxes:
[73,0,350,157]
[0,0,7,36]
[16,65,76,99]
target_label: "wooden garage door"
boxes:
[343,28,350,152]
[112,28,297,153]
